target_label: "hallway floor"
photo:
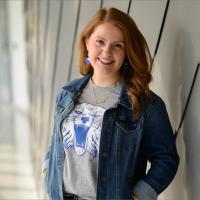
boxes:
[0,104,39,199]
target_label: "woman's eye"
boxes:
[96,39,104,45]
[112,43,123,49]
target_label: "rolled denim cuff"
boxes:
[132,180,158,200]
[42,159,49,174]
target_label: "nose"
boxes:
[102,44,112,56]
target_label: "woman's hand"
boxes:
[132,194,141,200]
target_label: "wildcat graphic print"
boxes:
[62,103,105,158]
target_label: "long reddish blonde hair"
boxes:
[78,7,153,119]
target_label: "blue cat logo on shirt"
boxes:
[62,103,105,158]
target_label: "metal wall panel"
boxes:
[171,2,200,200]
[42,0,61,150]
[53,0,79,96]
[150,1,200,200]
[129,0,167,55]
[184,65,200,200]
[26,0,38,172]
[36,0,49,196]
[0,1,12,103]
[102,0,130,12]
[27,0,62,196]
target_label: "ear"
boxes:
[85,38,89,51]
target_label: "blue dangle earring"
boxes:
[122,60,129,72]
[85,57,91,65]
[124,60,129,67]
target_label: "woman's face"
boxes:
[86,22,126,80]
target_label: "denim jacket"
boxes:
[43,74,179,200]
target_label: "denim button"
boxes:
[127,179,133,184]
[102,176,107,182]
[107,128,112,133]
[103,152,109,157]
[57,160,63,165]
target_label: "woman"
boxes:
[43,7,179,200]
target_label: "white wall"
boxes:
[8,0,29,111]
[150,1,200,200]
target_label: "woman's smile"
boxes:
[97,57,114,65]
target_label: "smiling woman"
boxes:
[85,22,125,86]
[43,7,179,200]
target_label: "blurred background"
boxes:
[0,0,200,199]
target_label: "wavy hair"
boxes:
[78,7,153,119]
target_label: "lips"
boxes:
[98,57,114,65]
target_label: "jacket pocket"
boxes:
[116,121,141,153]
[116,120,142,134]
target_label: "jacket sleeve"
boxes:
[132,97,180,200]
[42,89,63,176]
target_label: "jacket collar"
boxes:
[118,86,133,111]
[62,73,133,111]
[62,74,91,94]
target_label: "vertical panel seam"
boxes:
[151,0,170,71]
[40,0,50,149]
[67,0,81,81]
[100,0,104,9]
[175,63,200,139]
[127,0,132,15]
[47,0,64,137]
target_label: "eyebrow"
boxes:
[95,36,124,44]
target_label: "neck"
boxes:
[92,74,121,87]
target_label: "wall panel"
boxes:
[129,0,167,55]
[53,0,79,96]
[0,1,12,103]
[102,0,129,12]
[184,66,200,200]
[26,0,38,174]
[150,1,200,200]
[37,0,62,196]
[42,0,61,148]
[172,2,200,200]
[35,0,49,196]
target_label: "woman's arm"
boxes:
[132,97,179,200]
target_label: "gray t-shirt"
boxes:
[61,78,122,200]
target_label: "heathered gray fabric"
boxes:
[62,78,122,200]
[79,78,122,109]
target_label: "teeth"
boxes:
[99,58,113,64]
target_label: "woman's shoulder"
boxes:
[55,75,91,104]
[143,90,167,118]
[53,78,79,104]
[62,77,83,91]
[62,74,91,92]
[146,90,165,105]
